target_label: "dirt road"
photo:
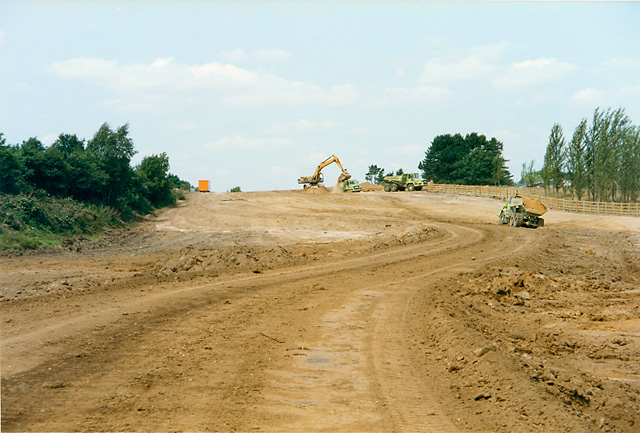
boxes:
[2,190,639,432]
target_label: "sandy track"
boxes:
[2,190,639,432]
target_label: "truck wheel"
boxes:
[515,214,523,227]
[391,184,399,192]
[407,183,415,191]
[538,218,544,227]
[498,212,506,224]
[384,184,391,192]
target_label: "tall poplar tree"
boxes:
[618,125,640,202]
[543,123,566,197]
[566,119,588,200]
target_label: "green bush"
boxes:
[0,193,124,250]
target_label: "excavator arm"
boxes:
[298,155,351,186]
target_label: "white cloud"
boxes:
[598,57,640,72]
[47,57,358,107]
[203,135,297,151]
[618,84,640,97]
[100,97,169,115]
[419,46,576,94]
[219,48,291,63]
[421,55,497,83]
[569,88,610,108]
[224,82,358,106]
[369,85,454,107]
[264,119,342,134]
[420,43,506,83]
[493,57,576,91]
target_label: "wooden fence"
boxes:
[424,184,640,217]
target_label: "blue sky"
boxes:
[1,1,639,192]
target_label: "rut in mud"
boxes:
[1,190,639,432]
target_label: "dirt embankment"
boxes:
[409,226,640,432]
[1,190,639,432]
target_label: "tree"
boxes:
[365,164,386,184]
[419,133,512,185]
[167,174,192,190]
[543,123,565,197]
[618,125,640,202]
[395,168,404,176]
[52,133,85,156]
[589,108,631,201]
[584,109,602,200]
[520,160,537,188]
[1,124,192,221]
[229,186,242,193]
[0,135,25,194]
[419,133,468,183]
[566,119,588,200]
[87,123,136,208]
[544,107,638,202]
[136,152,174,208]
[66,149,108,203]
[17,137,47,192]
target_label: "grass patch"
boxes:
[0,193,125,250]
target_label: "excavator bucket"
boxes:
[338,171,351,183]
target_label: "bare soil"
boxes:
[1,189,639,432]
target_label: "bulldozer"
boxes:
[298,155,354,189]
[498,194,547,228]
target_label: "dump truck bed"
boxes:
[521,196,548,216]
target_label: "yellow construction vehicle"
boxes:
[298,155,352,188]
[498,194,548,228]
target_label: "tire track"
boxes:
[368,224,535,432]
[2,215,521,431]
[247,222,502,431]
[1,222,467,378]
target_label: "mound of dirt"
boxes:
[152,223,442,280]
[303,186,333,194]
[359,182,383,191]
[442,228,640,432]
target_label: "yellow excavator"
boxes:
[298,155,351,188]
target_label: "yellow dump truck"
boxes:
[498,194,547,228]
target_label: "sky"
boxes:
[1,1,639,192]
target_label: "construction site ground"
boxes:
[1,188,639,432]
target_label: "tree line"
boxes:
[366,132,513,186]
[539,107,639,202]
[0,123,191,219]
